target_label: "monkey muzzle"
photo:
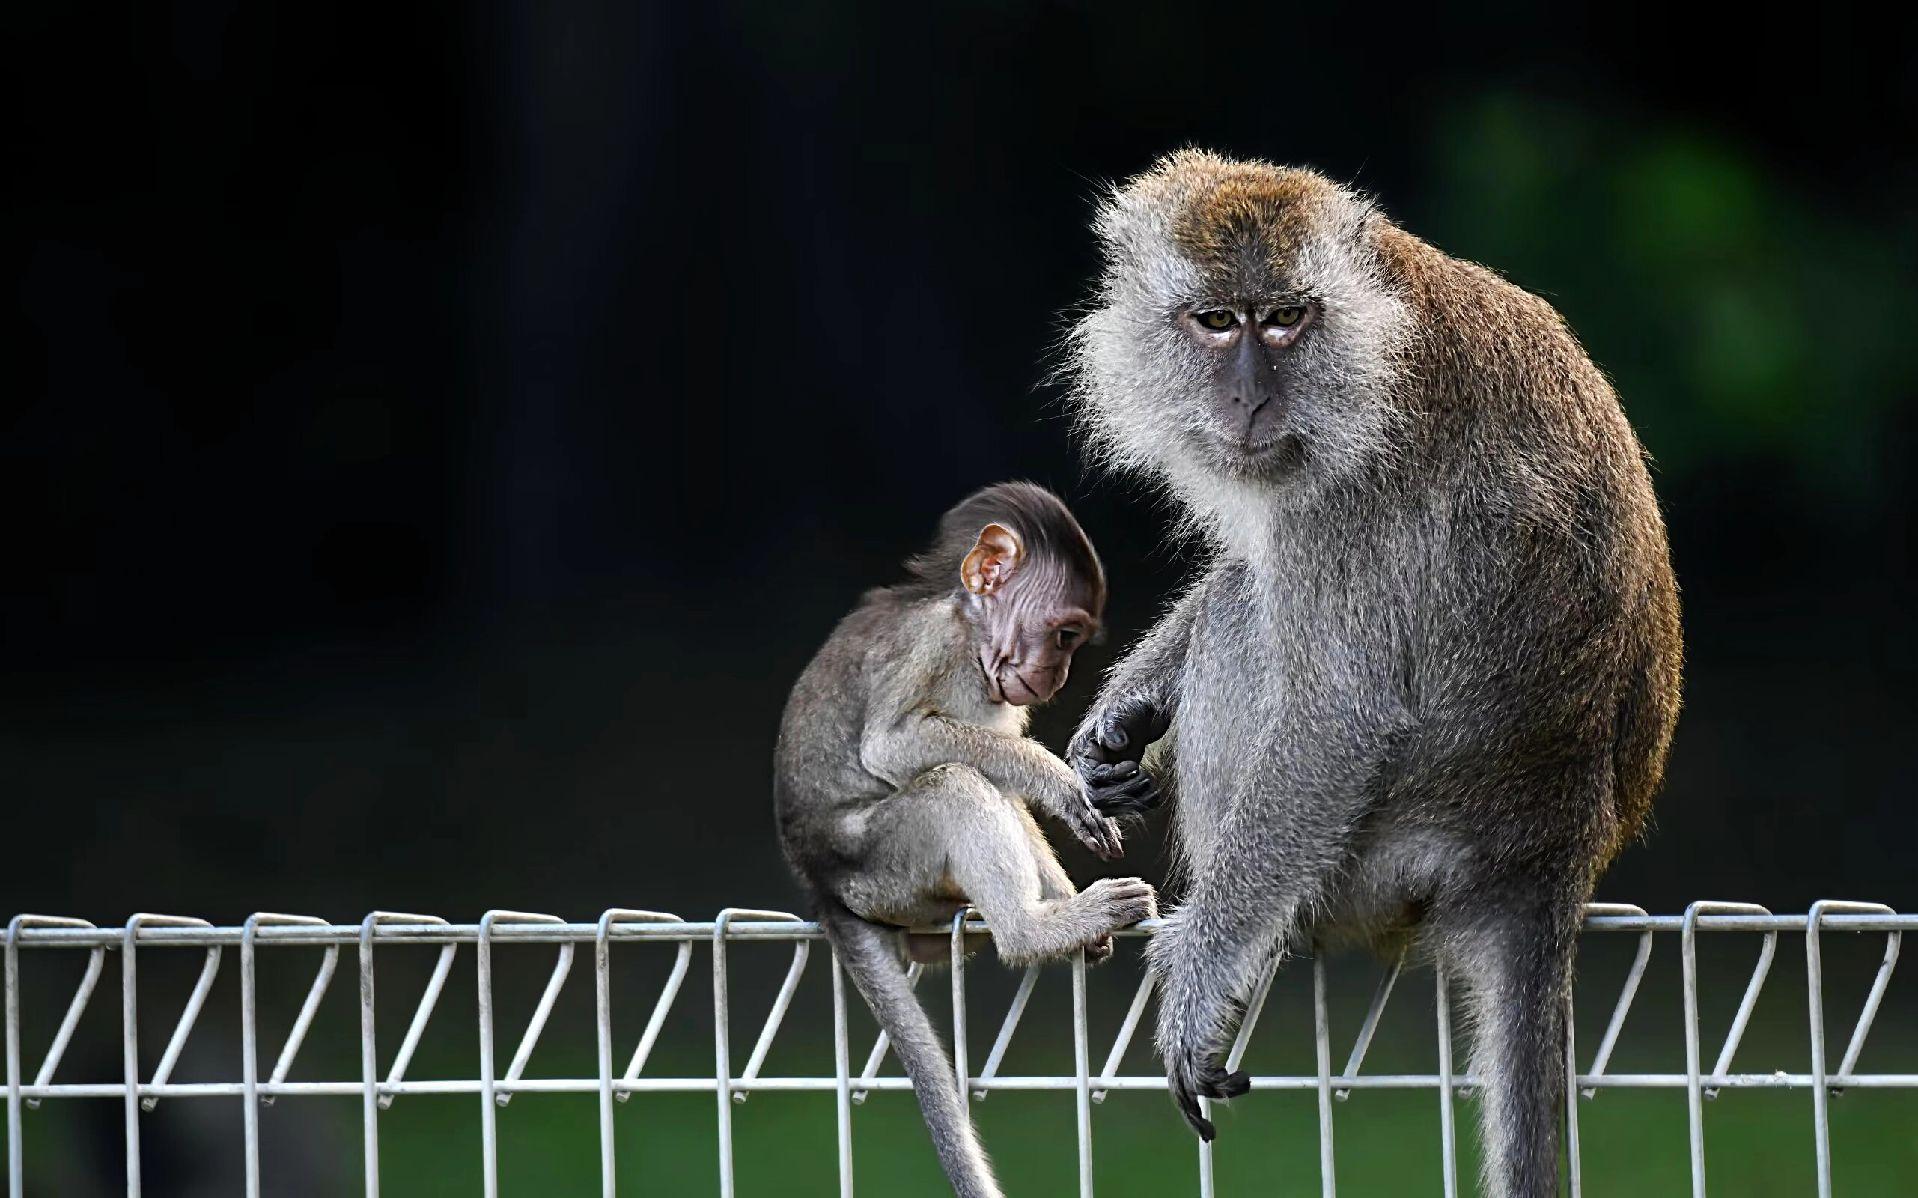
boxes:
[986,656,1063,707]
[1215,334,1290,444]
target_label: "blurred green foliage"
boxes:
[1423,94,1917,499]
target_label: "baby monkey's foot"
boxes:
[1081,876,1158,932]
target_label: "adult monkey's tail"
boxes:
[817,896,1002,1198]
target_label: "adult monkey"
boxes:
[777,482,1157,1198]
[1061,150,1681,1197]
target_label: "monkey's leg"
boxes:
[1029,824,1077,902]
[846,765,1154,968]
[1433,898,1580,1198]
[1150,732,1395,1138]
[916,818,1112,963]
[1023,809,1121,963]
[1147,834,1297,1137]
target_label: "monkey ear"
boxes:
[960,523,1024,596]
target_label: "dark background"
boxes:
[5,5,1917,1193]
[10,2,1914,920]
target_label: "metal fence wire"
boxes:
[3,902,1909,1197]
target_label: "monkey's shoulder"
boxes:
[777,590,985,767]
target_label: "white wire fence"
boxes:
[3,902,1909,1197]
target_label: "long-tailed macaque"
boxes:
[1062,150,1682,1198]
[776,481,1157,1198]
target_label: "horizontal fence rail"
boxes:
[3,903,1910,1196]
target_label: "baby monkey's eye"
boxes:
[1266,305,1306,327]
[1194,309,1236,331]
[1055,627,1082,650]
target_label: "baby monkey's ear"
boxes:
[960,523,1024,596]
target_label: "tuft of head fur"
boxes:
[1060,149,1413,558]
[901,481,1106,605]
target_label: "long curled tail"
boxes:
[818,898,1001,1198]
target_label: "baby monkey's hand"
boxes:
[1059,792,1126,860]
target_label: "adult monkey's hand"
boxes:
[1068,694,1170,816]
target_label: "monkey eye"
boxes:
[1193,309,1237,331]
[1266,305,1306,327]
[1054,627,1082,650]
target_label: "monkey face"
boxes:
[1065,150,1411,503]
[960,520,1104,706]
[980,602,1097,706]
[1180,299,1318,469]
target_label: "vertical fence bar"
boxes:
[1195,954,1220,1198]
[1197,955,1282,1198]
[120,914,215,1198]
[478,911,568,1198]
[122,921,141,1197]
[240,919,263,1197]
[1806,904,1833,1198]
[1680,906,1709,1198]
[1435,962,1457,1198]
[1680,901,1773,1198]
[1805,900,1896,1198]
[951,911,970,1118]
[0,918,95,1198]
[713,916,735,1198]
[241,914,329,1198]
[711,909,803,1198]
[596,909,688,1196]
[358,919,380,1198]
[1563,989,1581,1198]
[358,913,451,1198]
[1196,1092,1215,1198]
[1313,952,1335,1197]
[3,918,37,1198]
[595,915,619,1198]
[831,953,854,1198]
[2,927,16,1198]
[477,915,502,1198]
[1072,950,1093,1198]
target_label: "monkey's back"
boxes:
[773,593,894,886]
[1375,222,1683,864]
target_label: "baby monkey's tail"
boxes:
[817,897,1000,1198]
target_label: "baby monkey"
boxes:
[776,481,1156,1198]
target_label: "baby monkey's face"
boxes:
[959,520,1104,707]
[982,585,1101,706]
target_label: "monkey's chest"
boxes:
[1175,611,1290,793]
[1171,592,1367,812]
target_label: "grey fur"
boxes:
[776,482,1158,1198]
[1061,151,1682,1197]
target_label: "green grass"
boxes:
[347,1081,1916,1195]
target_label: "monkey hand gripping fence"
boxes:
[3,903,1908,1197]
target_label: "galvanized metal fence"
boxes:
[4,902,1909,1197]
